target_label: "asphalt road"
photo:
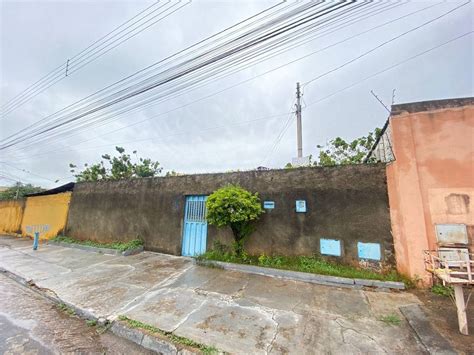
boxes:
[0,273,152,354]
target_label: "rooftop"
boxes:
[391,97,474,116]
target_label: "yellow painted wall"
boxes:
[21,192,72,240]
[0,200,24,234]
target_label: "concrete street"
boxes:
[0,235,426,354]
[0,272,153,354]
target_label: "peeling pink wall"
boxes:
[387,103,474,285]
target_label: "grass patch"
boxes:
[118,316,218,354]
[52,236,143,252]
[431,284,453,297]
[57,303,76,316]
[86,319,97,327]
[379,314,401,326]
[198,247,411,286]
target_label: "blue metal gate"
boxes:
[181,195,208,256]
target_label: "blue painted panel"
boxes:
[296,200,306,213]
[320,238,341,256]
[263,201,275,209]
[182,195,208,257]
[357,242,381,260]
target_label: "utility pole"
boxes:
[296,82,303,158]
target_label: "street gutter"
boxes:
[0,266,212,354]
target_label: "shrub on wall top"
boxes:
[206,184,263,256]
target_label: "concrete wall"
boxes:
[386,98,474,284]
[0,199,25,234]
[66,164,395,267]
[21,192,72,240]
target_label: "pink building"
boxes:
[368,97,474,285]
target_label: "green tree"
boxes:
[0,182,44,200]
[69,146,162,182]
[206,185,264,256]
[285,128,381,168]
[316,128,381,166]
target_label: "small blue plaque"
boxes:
[357,242,381,261]
[263,201,275,209]
[295,200,306,213]
[320,238,341,256]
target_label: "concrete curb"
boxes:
[0,267,200,354]
[110,321,200,354]
[400,305,457,355]
[47,241,143,256]
[196,259,405,291]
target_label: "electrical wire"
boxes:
[0,2,361,150]
[1,0,456,161]
[0,0,189,117]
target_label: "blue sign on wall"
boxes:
[295,200,307,213]
[320,238,341,256]
[263,201,275,209]
[357,242,381,261]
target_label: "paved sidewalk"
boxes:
[0,235,426,354]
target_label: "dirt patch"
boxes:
[411,288,474,354]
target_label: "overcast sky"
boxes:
[0,0,472,188]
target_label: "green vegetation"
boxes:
[431,284,454,297]
[206,185,264,256]
[69,146,162,182]
[198,243,409,285]
[52,235,143,252]
[86,319,97,327]
[118,316,218,354]
[379,314,401,326]
[284,128,382,168]
[0,182,45,200]
[57,303,76,316]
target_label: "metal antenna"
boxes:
[370,90,391,114]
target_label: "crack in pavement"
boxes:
[335,317,388,354]
[111,264,195,318]
[265,310,280,355]
[171,299,207,333]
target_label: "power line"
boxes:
[0,0,190,117]
[6,112,291,161]
[303,31,473,108]
[0,2,367,150]
[0,161,56,182]
[5,30,471,167]
[302,0,470,88]
[3,1,454,160]
[9,0,383,151]
[1,2,191,118]
[262,30,473,165]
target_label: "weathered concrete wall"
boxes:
[387,98,474,284]
[21,192,72,240]
[0,199,25,234]
[66,164,394,267]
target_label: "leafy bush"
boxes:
[206,185,264,256]
[431,284,453,297]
